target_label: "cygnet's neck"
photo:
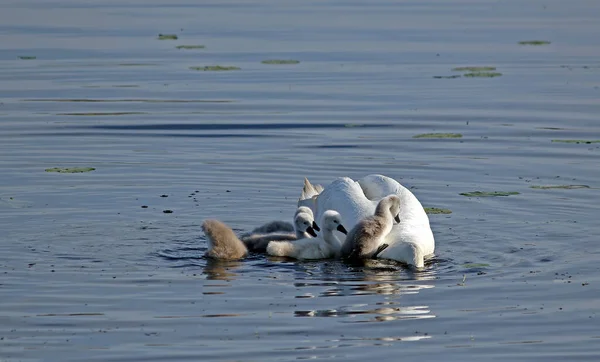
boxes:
[374,199,393,220]
[322,228,339,247]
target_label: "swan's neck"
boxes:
[375,202,394,233]
[374,200,390,218]
[323,229,340,248]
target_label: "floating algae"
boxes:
[18,56,37,60]
[460,191,519,197]
[413,133,463,139]
[45,167,96,173]
[424,207,452,215]
[530,185,590,190]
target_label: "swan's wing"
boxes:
[300,177,321,200]
[357,174,401,200]
[377,241,425,268]
[384,224,435,256]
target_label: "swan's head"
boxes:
[321,210,348,235]
[294,208,319,237]
[376,195,401,223]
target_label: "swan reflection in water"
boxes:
[292,258,437,323]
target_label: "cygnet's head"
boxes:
[321,210,348,235]
[377,195,401,223]
[295,209,318,237]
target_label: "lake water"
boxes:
[1,0,600,361]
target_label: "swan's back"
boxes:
[316,177,375,230]
[202,219,248,260]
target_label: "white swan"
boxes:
[241,206,319,252]
[298,174,434,263]
[266,210,347,260]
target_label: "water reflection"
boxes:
[292,259,437,323]
[203,258,243,281]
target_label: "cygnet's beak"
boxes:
[337,224,348,235]
[394,214,401,223]
[312,221,320,232]
[306,226,318,238]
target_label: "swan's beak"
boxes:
[394,214,401,223]
[372,243,389,258]
[306,226,318,238]
[312,221,320,232]
[337,224,348,235]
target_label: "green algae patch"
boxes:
[18,56,37,60]
[413,133,463,139]
[460,191,520,197]
[344,123,365,128]
[261,59,300,65]
[424,207,452,215]
[158,34,178,40]
[530,185,590,190]
[190,65,240,71]
[176,45,205,49]
[463,263,490,268]
[45,167,96,173]
[463,72,503,78]
[452,66,496,72]
[551,139,600,144]
[519,40,551,45]
[433,75,461,79]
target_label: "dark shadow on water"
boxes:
[81,122,392,131]
[27,132,276,138]
[313,144,366,149]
